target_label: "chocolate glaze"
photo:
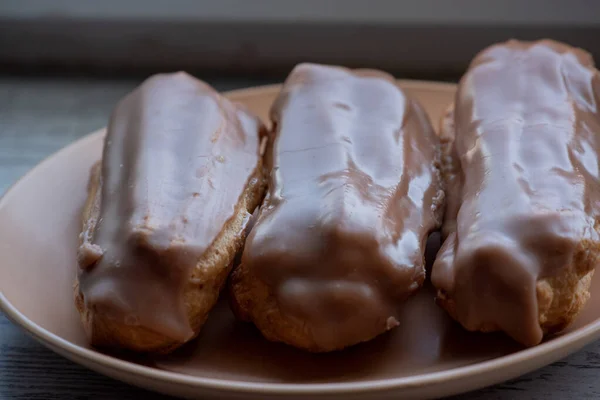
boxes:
[432,40,600,346]
[241,63,444,350]
[77,72,265,341]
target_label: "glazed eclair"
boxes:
[75,72,268,353]
[230,63,444,352]
[432,40,600,346]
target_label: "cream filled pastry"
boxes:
[230,63,444,352]
[432,40,600,346]
[75,72,267,353]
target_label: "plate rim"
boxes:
[1,80,599,396]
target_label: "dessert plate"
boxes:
[2,81,600,400]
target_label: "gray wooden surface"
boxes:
[1,76,600,399]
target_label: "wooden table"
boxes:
[1,76,600,399]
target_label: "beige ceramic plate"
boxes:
[2,81,600,400]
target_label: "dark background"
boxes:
[2,0,600,81]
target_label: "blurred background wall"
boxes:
[1,0,599,80]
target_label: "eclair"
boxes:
[230,63,444,352]
[432,40,600,346]
[74,72,267,353]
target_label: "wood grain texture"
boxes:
[1,76,599,399]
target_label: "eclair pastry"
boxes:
[230,63,444,352]
[74,72,267,353]
[432,40,600,346]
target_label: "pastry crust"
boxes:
[229,262,331,352]
[435,105,598,339]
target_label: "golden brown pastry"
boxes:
[230,63,444,352]
[432,40,600,346]
[74,72,267,353]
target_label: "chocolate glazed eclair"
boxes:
[432,40,600,346]
[230,63,444,352]
[75,72,268,353]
